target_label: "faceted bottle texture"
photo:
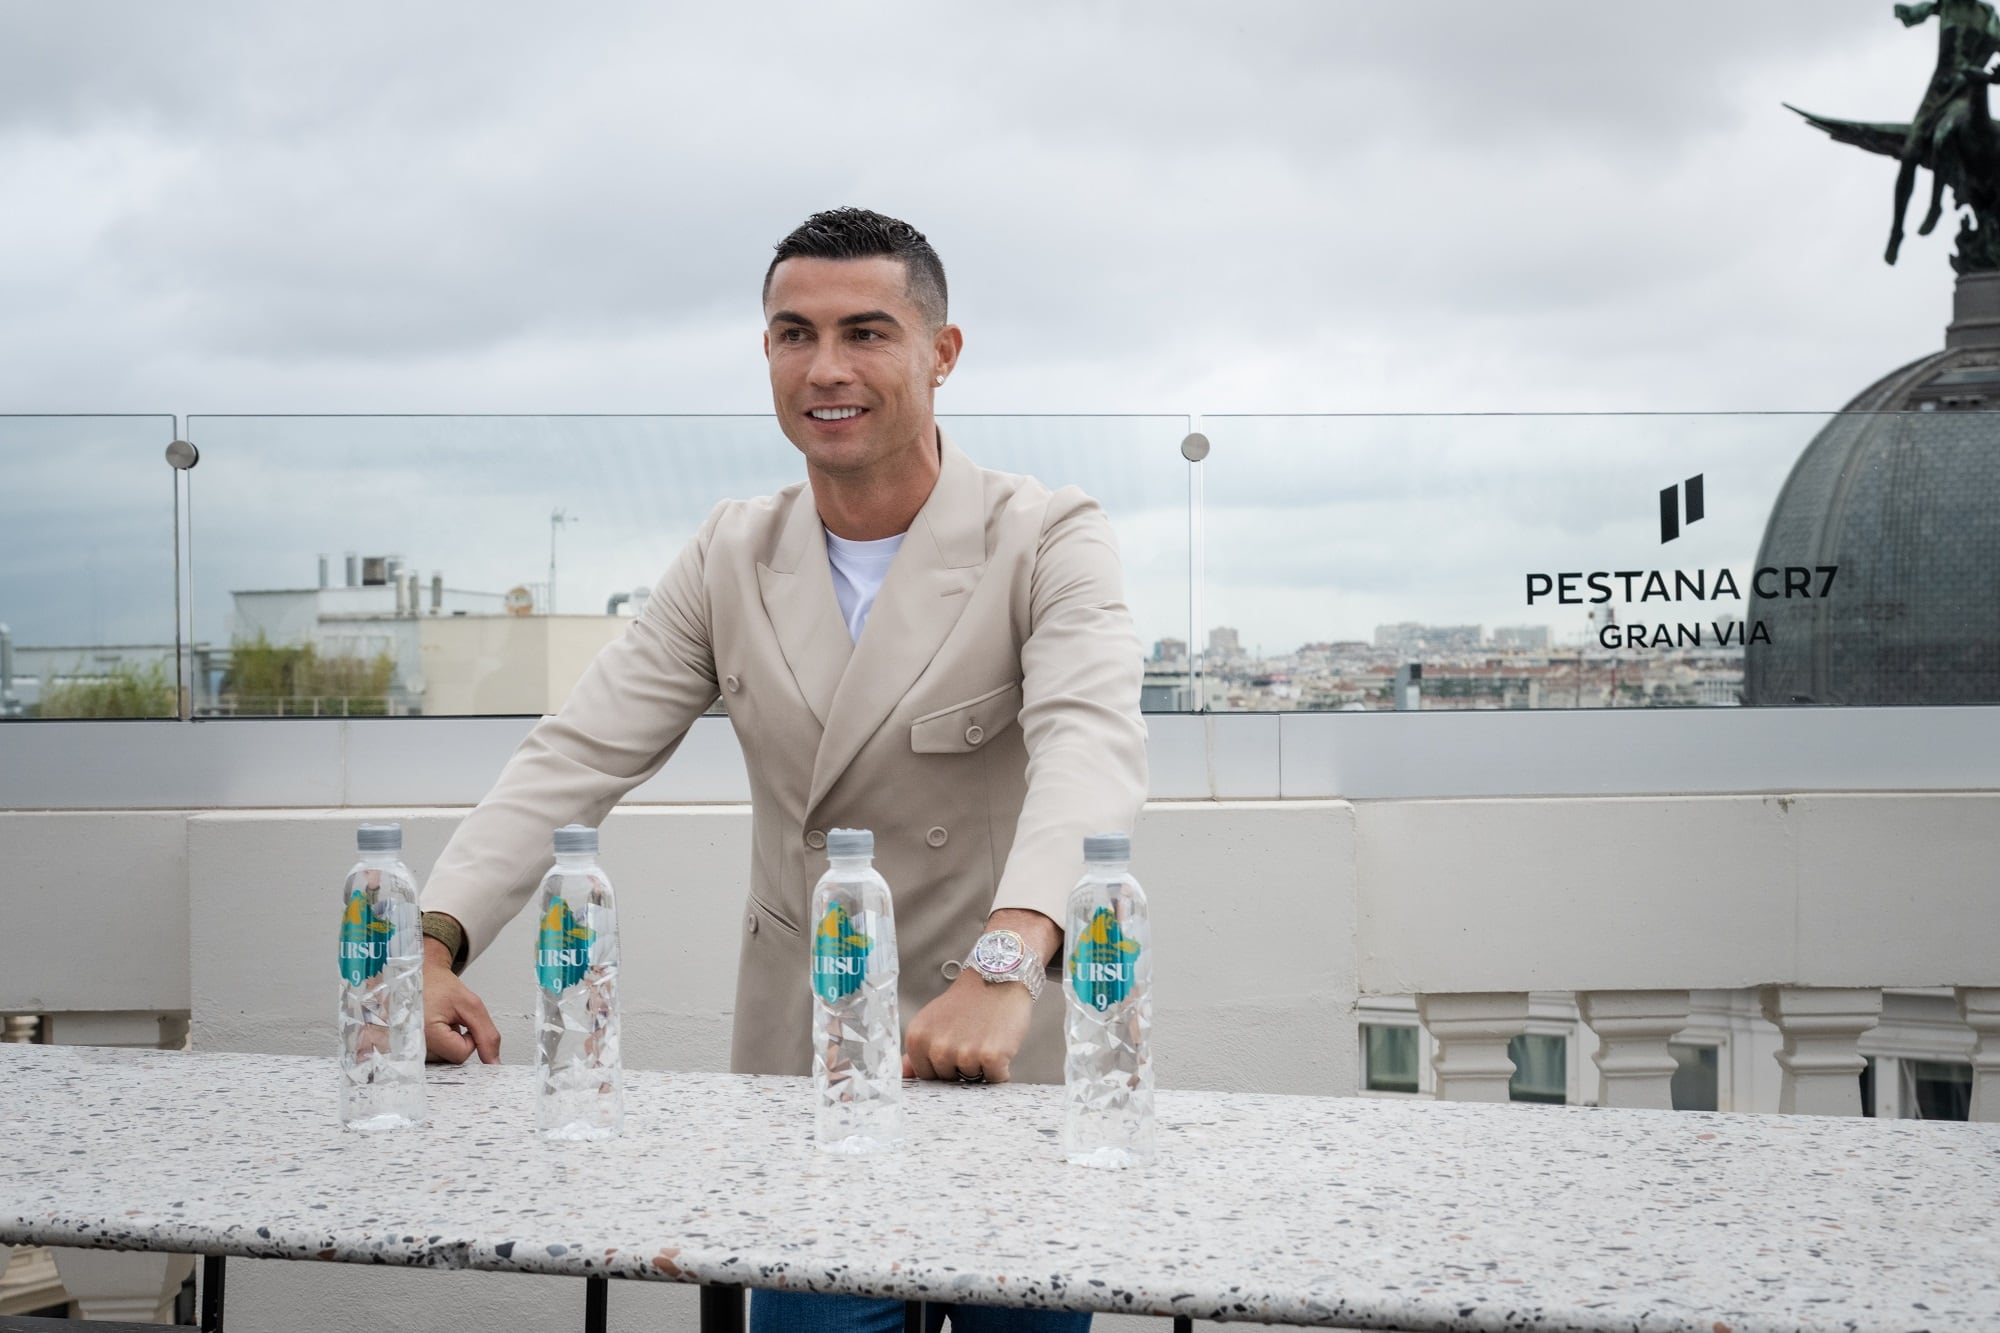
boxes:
[534,835,622,1140]
[1063,845,1154,1168]
[337,833,426,1131]
[810,834,902,1154]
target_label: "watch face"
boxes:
[973,930,1025,976]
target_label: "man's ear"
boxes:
[933,322,964,378]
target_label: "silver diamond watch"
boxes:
[963,928,1045,1001]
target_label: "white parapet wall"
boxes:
[1355,792,2000,994]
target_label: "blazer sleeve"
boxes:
[422,506,726,964]
[990,488,1149,927]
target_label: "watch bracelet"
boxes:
[973,940,1047,999]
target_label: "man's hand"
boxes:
[423,936,501,1064]
[904,967,1034,1083]
[902,907,1058,1083]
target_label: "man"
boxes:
[1886,0,2000,263]
[417,208,1147,1333]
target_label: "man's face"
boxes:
[763,256,956,478]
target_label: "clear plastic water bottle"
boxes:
[534,824,622,1140]
[1063,831,1154,1168]
[810,828,902,1154]
[338,822,426,1131]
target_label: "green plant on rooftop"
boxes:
[222,634,394,717]
[38,659,177,718]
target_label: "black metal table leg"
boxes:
[699,1284,745,1333]
[584,1276,608,1333]
[903,1300,927,1333]
[200,1255,226,1333]
[1173,1317,1193,1333]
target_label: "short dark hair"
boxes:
[763,207,948,329]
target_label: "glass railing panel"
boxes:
[940,415,1193,710]
[0,415,182,719]
[183,415,1190,717]
[1196,411,1991,710]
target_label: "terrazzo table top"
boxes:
[2,1044,1996,1333]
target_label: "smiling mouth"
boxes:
[807,407,866,421]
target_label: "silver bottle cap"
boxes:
[1082,832,1131,863]
[826,827,874,858]
[356,823,402,853]
[554,824,598,855]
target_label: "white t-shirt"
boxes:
[825,530,905,642]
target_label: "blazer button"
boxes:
[964,724,984,746]
[724,674,741,693]
[926,826,948,848]
[805,829,827,850]
[747,913,759,935]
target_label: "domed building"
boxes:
[1745,275,2000,705]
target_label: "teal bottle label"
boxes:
[338,889,393,985]
[812,902,872,1003]
[537,899,596,992]
[1070,905,1140,1012]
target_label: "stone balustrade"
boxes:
[1356,794,1999,1121]
[1406,985,1996,1118]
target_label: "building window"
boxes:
[1508,1033,1567,1104]
[1908,1060,1973,1121]
[1669,1042,1719,1112]
[1362,1024,1419,1093]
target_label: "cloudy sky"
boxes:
[0,0,1972,657]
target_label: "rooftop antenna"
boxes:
[548,507,581,615]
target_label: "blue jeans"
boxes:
[750,1289,1091,1333]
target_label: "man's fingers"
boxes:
[425,973,502,1064]
[426,1020,474,1065]
[903,978,1032,1082]
[458,990,502,1063]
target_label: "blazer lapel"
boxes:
[808,433,986,813]
[757,485,852,730]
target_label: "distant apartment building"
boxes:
[1374,622,1484,654]
[1491,625,1552,652]
[1206,626,1243,661]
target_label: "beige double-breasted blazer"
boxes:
[422,433,1148,1082]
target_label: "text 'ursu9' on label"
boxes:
[1070,906,1140,1011]
[536,899,596,992]
[338,889,393,985]
[812,903,873,1003]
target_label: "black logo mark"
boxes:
[1660,474,1704,544]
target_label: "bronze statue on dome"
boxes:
[1789,0,2000,270]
